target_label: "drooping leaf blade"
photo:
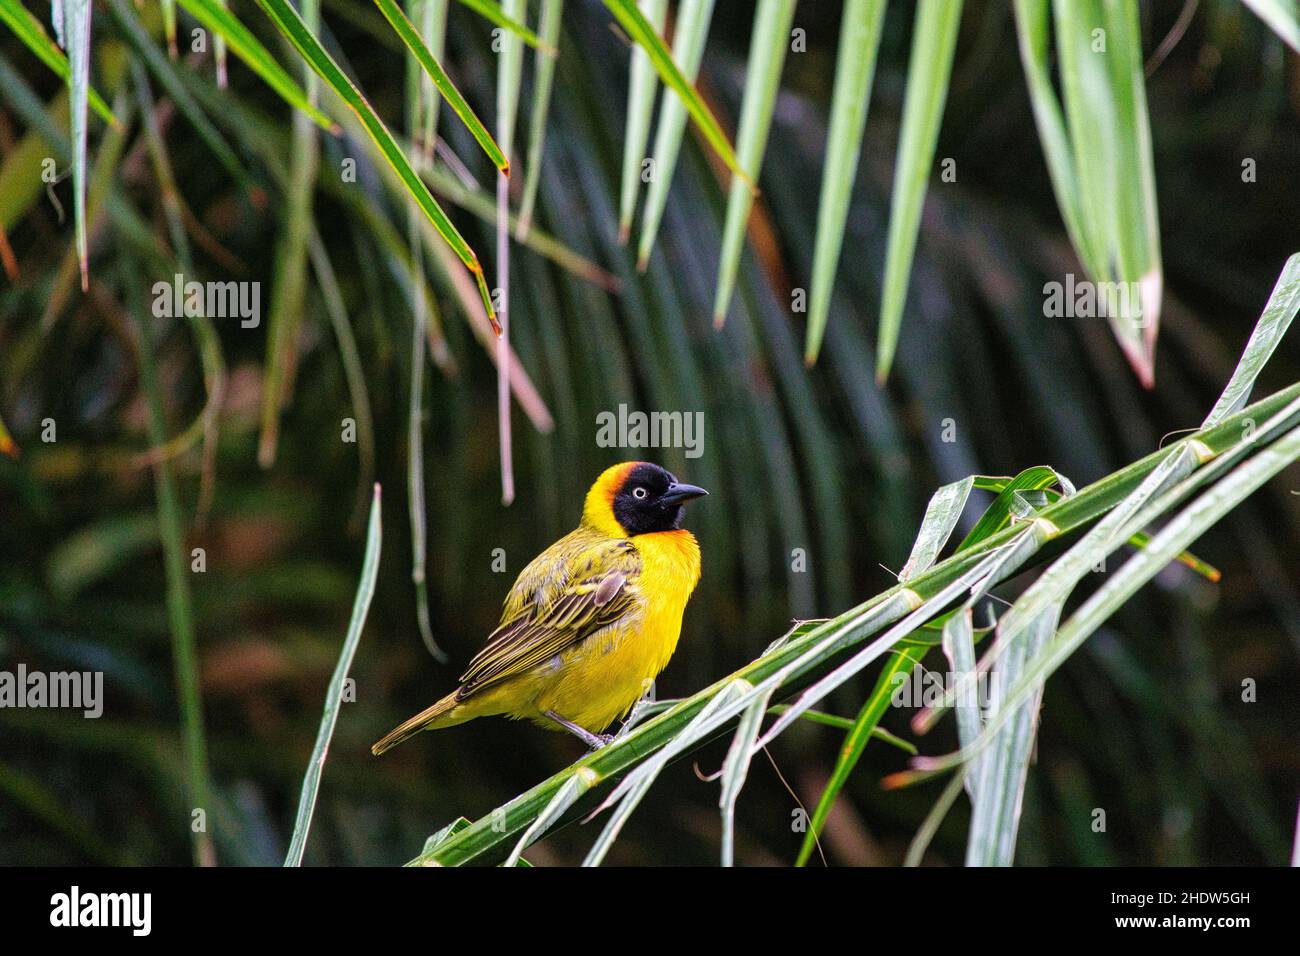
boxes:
[455,0,546,48]
[515,0,563,239]
[176,0,337,132]
[0,0,116,126]
[374,0,507,172]
[794,642,928,866]
[876,0,964,382]
[804,0,887,364]
[255,0,499,330]
[635,0,715,270]
[616,0,667,242]
[601,0,743,179]
[711,0,797,326]
[285,485,384,866]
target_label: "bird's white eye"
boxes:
[632,486,648,500]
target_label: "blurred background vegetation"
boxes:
[1,0,1298,866]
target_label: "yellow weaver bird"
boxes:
[372,462,707,753]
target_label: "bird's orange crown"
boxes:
[582,462,641,537]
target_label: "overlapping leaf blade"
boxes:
[601,0,741,179]
[374,0,507,172]
[635,0,715,270]
[177,0,336,132]
[255,0,498,329]
[711,0,797,326]
[616,0,667,242]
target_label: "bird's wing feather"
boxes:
[457,535,641,698]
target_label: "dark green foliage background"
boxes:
[0,0,1297,865]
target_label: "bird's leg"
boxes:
[544,710,614,750]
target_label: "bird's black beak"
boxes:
[662,481,708,504]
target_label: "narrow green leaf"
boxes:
[126,256,215,867]
[794,642,927,866]
[405,0,451,660]
[767,705,918,752]
[903,769,965,866]
[1046,0,1162,385]
[285,485,383,866]
[601,0,742,180]
[108,0,252,192]
[965,601,1060,866]
[1127,529,1220,582]
[1202,251,1300,427]
[1012,0,1095,273]
[308,233,376,529]
[455,0,546,49]
[495,0,525,159]
[176,0,336,132]
[256,0,498,330]
[635,0,715,270]
[804,0,887,364]
[582,681,749,867]
[161,0,178,57]
[876,0,963,381]
[1101,0,1162,384]
[1053,0,1115,285]
[258,0,322,468]
[617,0,667,243]
[515,0,563,240]
[412,0,449,155]
[0,0,116,126]
[940,609,981,768]
[504,769,596,867]
[719,689,772,867]
[711,0,797,326]
[957,466,1070,550]
[900,474,975,581]
[421,816,472,856]
[374,0,507,172]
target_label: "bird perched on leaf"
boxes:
[373,462,707,753]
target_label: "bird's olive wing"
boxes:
[456,540,641,698]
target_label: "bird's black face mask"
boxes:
[612,463,708,536]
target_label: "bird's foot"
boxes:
[545,710,613,750]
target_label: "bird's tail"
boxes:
[371,691,462,756]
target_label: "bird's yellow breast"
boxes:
[531,528,701,731]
